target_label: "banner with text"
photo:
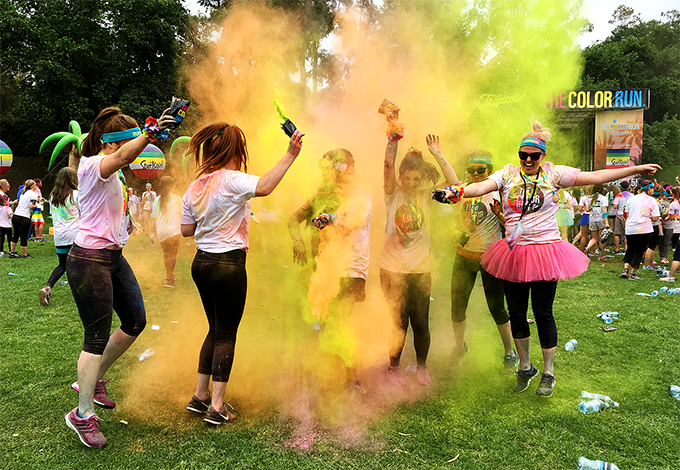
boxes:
[595,110,644,170]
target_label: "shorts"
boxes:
[614,215,626,236]
[589,220,606,231]
[578,214,590,226]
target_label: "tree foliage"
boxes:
[581,8,680,167]
[0,0,190,156]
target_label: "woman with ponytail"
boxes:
[182,123,302,425]
[151,176,183,287]
[437,120,660,398]
[64,106,176,448]
[39,167,79,306]
[380,125,459,387]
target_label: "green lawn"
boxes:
[1,229,679,470]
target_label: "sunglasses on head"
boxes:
[466,167,487,175]
[518,151,544,161]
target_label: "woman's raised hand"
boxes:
[157,108,176,130]
[426,134,442,157]
[287,130,303,158]
[292,239,307,266]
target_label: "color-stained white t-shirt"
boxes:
[152,193,182,243]
[586,194,608,223]
[487,162,581,245]
[181,170,260,253]
[379,186,432,274]
[15,189,38,218]
[50,191,80,246]
[75,155,131,249]
[624,193,659,235]
[458,191,503,255]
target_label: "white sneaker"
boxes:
[660,276,676,282]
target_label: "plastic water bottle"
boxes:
[577,456,621,470]
[578,399,608,414]
[651,290,659,297]
[660,286,669,293]
[565,339,578,351]
[581,391,619,407]
[597,313,613,324]
[608,312,619,319]
[670,385,680,400]
[138,348,155,361]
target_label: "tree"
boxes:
[0,0,190,157]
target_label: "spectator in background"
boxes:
[612,180,632,254]
[0,195,12,256]
[659,187,677,264]
[584,184,608,260]
[151,176,183,287]
[141,182,156,239]
[9,179,38,258]
[621,180,659,280]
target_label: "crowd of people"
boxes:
[1,112,666,449]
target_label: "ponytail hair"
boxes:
[399,148,440,185]
[23,179,36,194]
[157,175,175,214]
[520,120,552,151]
[50,167,78,207]
[189,123,249,177]
[81,107,139,157]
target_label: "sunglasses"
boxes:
[466,167,487,175]
[518,151,543,161]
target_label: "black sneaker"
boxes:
[22,254,33,258]
[502,350,519,375]
[535,372,556,397]
[450,343,469,366]
[619,268,629,279]
[186,395,210,414]
[513,364,539,393]
[204,403,237,425]
[629,274,643,280]
[8,252,20,258]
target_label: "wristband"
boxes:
[142,117,170,142]
[387,122,404,142]
[444,185,465,204]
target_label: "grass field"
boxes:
[1,226,679,470]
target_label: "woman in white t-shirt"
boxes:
[379,128,459,387]
[584,184,608,260]
[621,181,660,279]
[9,179,38,258]
[555,189,573,241]
[438,121,660,398]
[64,106,176,449]
[151,176,183,287]
[182,123,302,425]
[288,148,371,394]
[39,167,79,307]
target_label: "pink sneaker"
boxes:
[387,367,406,387]
[416,366,431,386]
[65,407,107,448]
[71,380,116,409]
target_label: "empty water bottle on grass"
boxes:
[138,348,155,361]
[578,399,608,414]
[670,385,680,400]
[577,456,620,470]
[565,339,578,351]
[581,391,619,408]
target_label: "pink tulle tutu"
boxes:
[481,239,589,283]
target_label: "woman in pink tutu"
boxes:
[437,121,660,397]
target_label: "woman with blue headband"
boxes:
[64,106,176,448]
[450,151,517,375]
[436,120,660,398]
[622,180,660,279]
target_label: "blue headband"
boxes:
[468,155,493,166]
[519,137,547,152]
[102,127,141,143]
[640,183,654,190]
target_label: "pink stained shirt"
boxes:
[624,193,660,235]
[181,169,260,253]
[0,205,12,228]
[487,161,581,245]
[74,155,130,249]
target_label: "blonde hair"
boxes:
[522,120,552,144]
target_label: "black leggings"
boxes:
[67,245,146,355]
[451,254,509,325]
[504,280,558,349]
[624,232,653,269]
[47,245,71,288]
[192,249,247,382]
[647,225,660,251]
[11,215,30,247]
[0,227,11,251]
[380,269,431,367]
